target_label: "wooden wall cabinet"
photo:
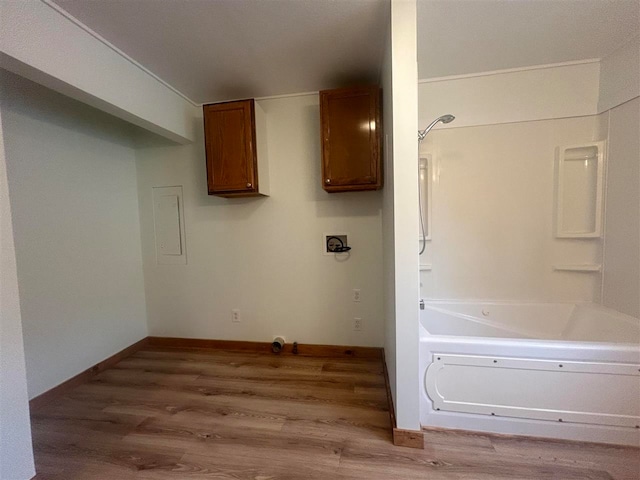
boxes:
[320,85,382,193]
[203,99,269,197]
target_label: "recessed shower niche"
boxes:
[554,142,605,239]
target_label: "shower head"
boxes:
[418,114,455,141]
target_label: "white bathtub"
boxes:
[419,301,640,446]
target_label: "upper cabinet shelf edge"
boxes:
[203,99,269,198]
[320,85,383,193]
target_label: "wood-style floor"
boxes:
[31,347,639,480]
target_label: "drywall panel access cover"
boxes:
[152,186,186,264]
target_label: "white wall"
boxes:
[386,0,421,431]
[0,0,199,143]
[136,94,385,347]
[419,61,600,130]
[0,93,35,480]
[380,12,397,410]
[598,36,640,113]
[601,97,640,318]
[1,71,148,398]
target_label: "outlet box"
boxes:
[231,309,241,323]
[354,317,362,331]
[323,232,349,255]
[353,289,361,302]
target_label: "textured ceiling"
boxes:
[417,0,640,79]
[52,0,389,104]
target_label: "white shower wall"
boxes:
[601,97,640,317]
[418,115,602,302]
[599,37,640,318]
[418,62,604,303]
[418,54,639,307]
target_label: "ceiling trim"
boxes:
[418,58,601,84]
[254,90,318,102]
[201,90,318,106]
[41,0,200,107]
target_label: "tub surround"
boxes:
[418,40,640,315]
[415,39,640,448]
[601,97,640,318]
[418,115,603,303]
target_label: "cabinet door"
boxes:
[320,86,382,192]
[203,100,257,196]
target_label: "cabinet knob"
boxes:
[246,183,252,188]
[325,179,331,184]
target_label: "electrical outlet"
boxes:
[353,289,361,302]
[231,309,241,323]
[354,317,362,331]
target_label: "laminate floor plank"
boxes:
[123,418,343,463]
[119,353,386,387]
[30,347,639,480]
[120,355,326,375]
[340,436,617,480]
[490,436,640,480]
[135,452,337,480]
[33,429,184,480]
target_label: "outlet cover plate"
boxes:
[354,318,362,331]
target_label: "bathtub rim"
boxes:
[419,300,640,347]
[420,328,640,352]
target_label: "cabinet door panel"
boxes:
[204,100,257,194]
[320,86,381,192]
